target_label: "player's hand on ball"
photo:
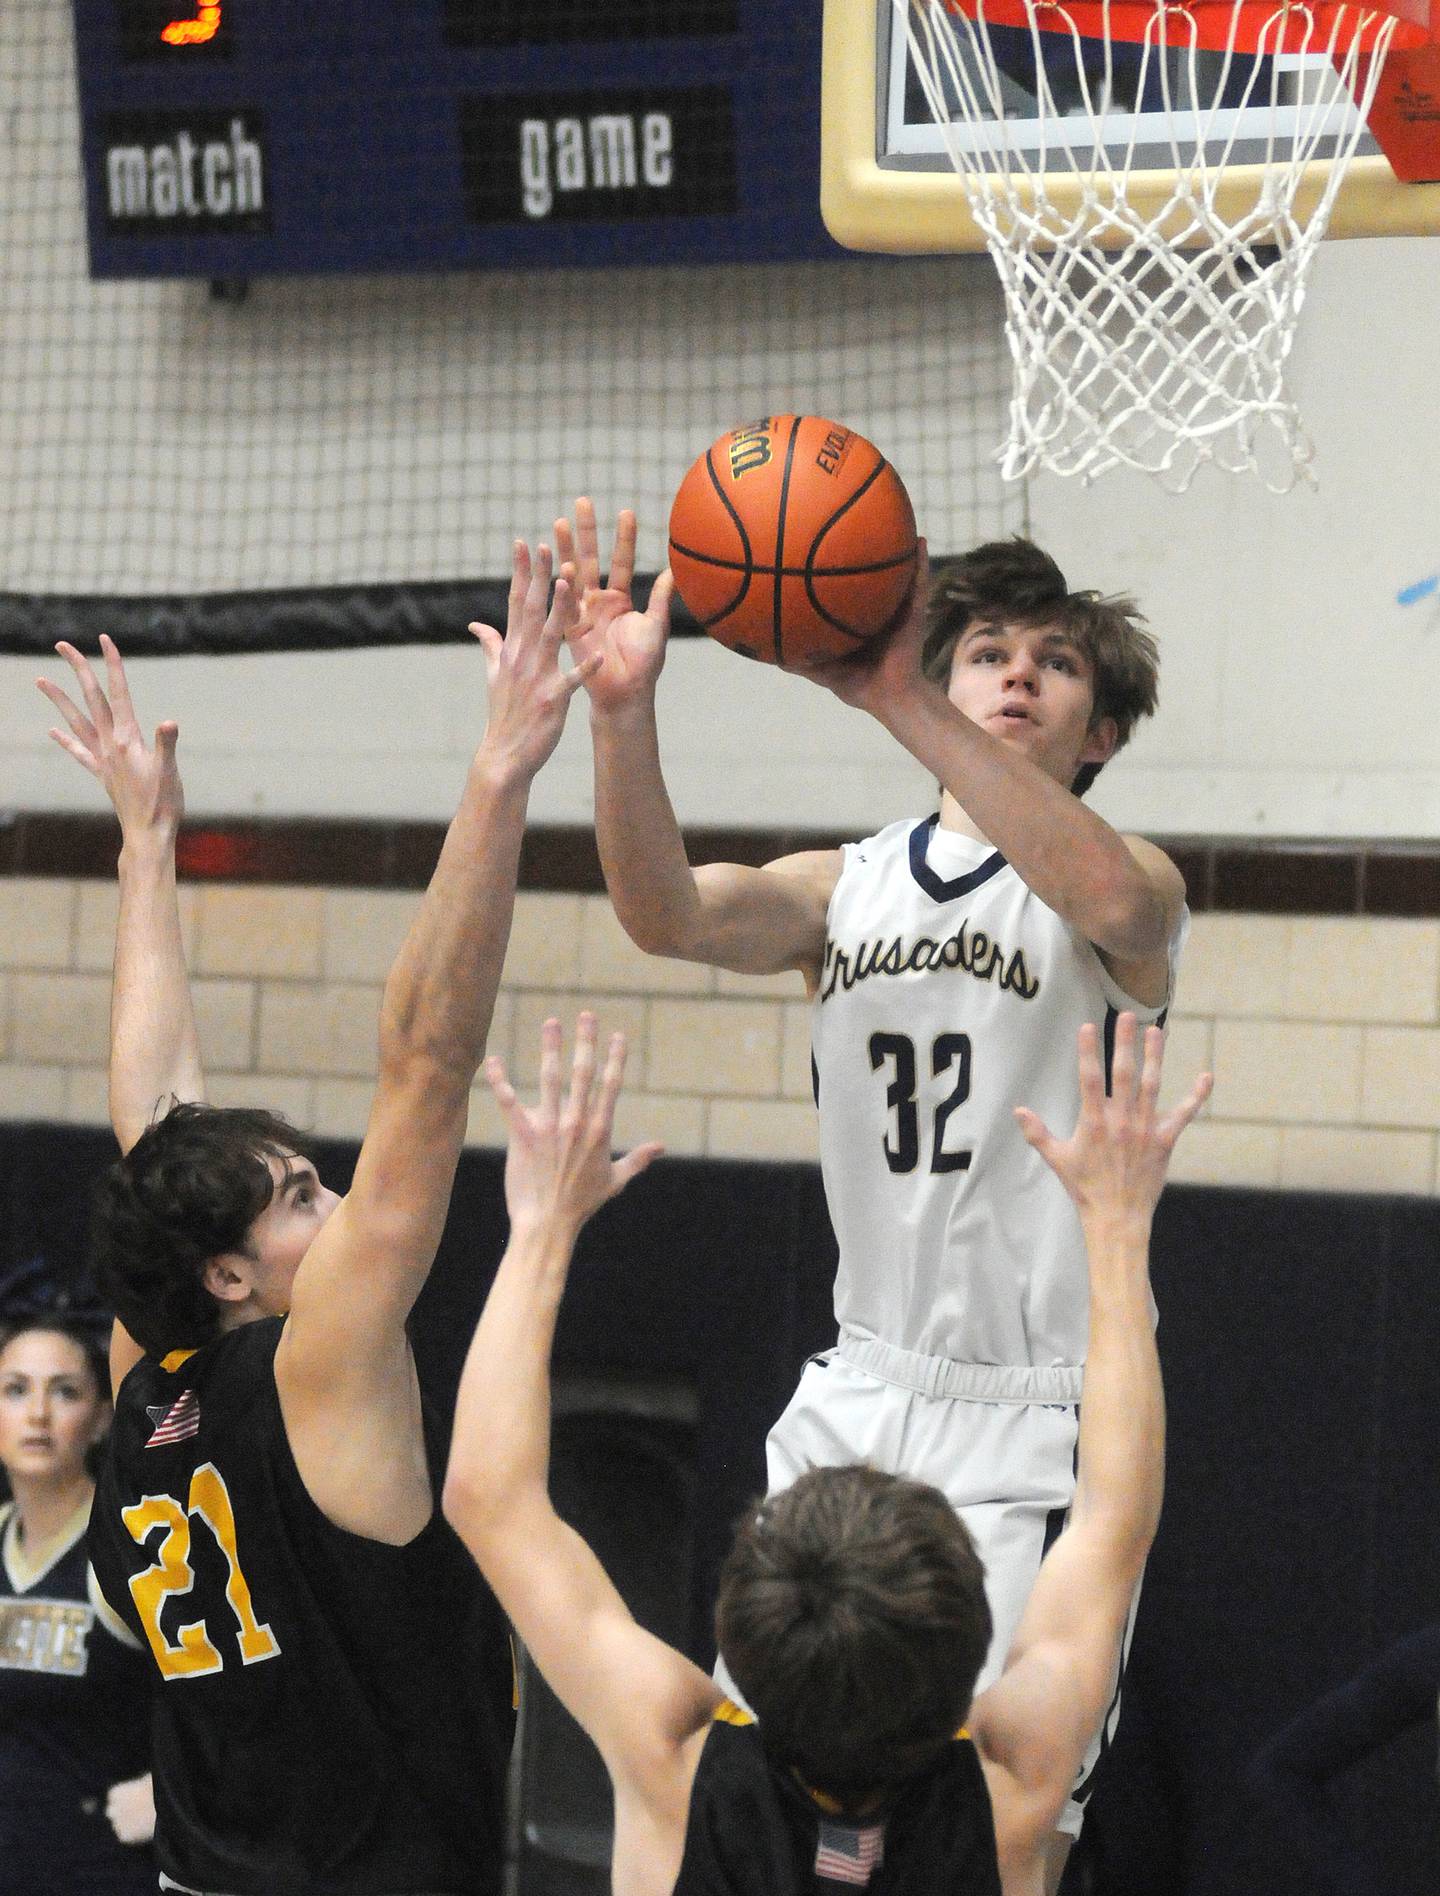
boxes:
[554,498,673,713]
[38,635,185,839]
[486,1013,663,1240]
[798,540,930,712]
[1014,1012,1212,1223]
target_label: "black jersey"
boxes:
[89,1319,514,1896]
[0,1495,155,1894]
[674,1706,1002,1895]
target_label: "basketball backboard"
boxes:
[822,0,1440,252]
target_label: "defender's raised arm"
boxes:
[972,1017,1211,1887]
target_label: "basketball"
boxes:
[667,415,918,666]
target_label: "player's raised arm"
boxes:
[443,1017,717,1803]
[804,545,1184,986]
[38,637,202,1157]
[970,1016,1211,1880]
[557,498,836,984]
[275,543,597,1539]
[38,637,202,1393]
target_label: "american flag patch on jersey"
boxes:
[815,1817,886,1887]
[145,1390,200,1446]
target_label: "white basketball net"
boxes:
[905,0,1403,489]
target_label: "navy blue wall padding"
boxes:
[3,1122,1437,1895]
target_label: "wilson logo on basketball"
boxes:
[727,422,772,479]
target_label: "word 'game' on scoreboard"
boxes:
[72,1,836,278]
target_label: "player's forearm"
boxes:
[443,1219,575,1547]
[590,701,709,958]
[110,832,204,1153]
[1070,1211,1164,1566]
[876,680,1169,958]
[377,750,530,1087]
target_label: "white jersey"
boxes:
[813,814,1186,1373]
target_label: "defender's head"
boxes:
[89,1103,337,1357]
[923,537,1159,797]
[716,1465,991,1809]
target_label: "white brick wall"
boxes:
[1,885,1436,1193]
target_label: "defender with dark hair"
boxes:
[36,544,596,1896]
[717,1464,992,1805]
[443,1012,1211,1896]
[89,1104,321,1358]
[557,500,1187,1853]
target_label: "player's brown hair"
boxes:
[716,1465,991,1808]
[922,536,1159,796]
[89,1102,322,1357]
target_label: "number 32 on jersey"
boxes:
[123,1462,280,1680]
[869,1030,974,1175]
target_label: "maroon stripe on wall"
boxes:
[2,815,1438,916]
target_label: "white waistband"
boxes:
[836,1328,1083,1404]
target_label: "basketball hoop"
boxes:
[904,0,1431,489]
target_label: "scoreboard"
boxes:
[71,1,838,278]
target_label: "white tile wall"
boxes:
[0,887,1435,1193]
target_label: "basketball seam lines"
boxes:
[698,446,753,627]
[772,416,802,665]
[667,543,917,580]
[803,457,906,639]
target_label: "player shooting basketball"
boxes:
[444,1010,1211,1896]
[554,497,1188,1866]
[35,543,595,1896]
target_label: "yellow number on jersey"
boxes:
[123,1462,280,1681]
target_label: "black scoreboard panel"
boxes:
[73,1,837,277]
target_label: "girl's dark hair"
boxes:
[89,1102,318,1357]
[716,1465,991,1807]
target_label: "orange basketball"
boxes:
[667,415,918,666]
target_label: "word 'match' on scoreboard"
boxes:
[72,1,837,278]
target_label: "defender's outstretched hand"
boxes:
[486,1013,663,1241]
[554,498,673,712]
[1015,1013,1212,1223]
[37,635,183,838]
[470,540,599,780]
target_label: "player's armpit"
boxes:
[108,1321,146,1401]
[972,1638,1109,1869]
[680,848,840,981]
[286,1058,470,1343]
[1095,835,1187,1006]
